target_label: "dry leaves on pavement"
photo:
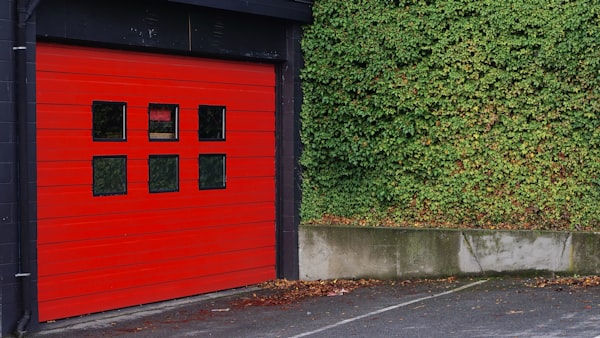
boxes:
[233,277,459,307]
[527,275,600,289]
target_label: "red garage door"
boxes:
[36,43,276,321]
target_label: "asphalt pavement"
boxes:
[31,276,600,338]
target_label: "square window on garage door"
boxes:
[199,105,225,140]
[93,156,127,196]
[149,155,179,193]
[149,103,178,140]
[199,154,226,189]
[92,101,126,140]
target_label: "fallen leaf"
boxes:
[506,310,524,314]
[232,278,460,308]
[527,275,600,289]
[327,288,349,296]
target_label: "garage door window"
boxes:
[149,103,178,140]
[92,101,126,140]
[93,156,127,196]
[149,155,179,193]
[199,154,226,189]
[199,105,225,140]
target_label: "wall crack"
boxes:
[557,233,572,273]
[462,232,485,275]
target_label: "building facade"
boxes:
[1,0,309,335]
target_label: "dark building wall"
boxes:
[170,0,313,22]
[37,0,288,61]
[1,0,308,335]
[276,23,303,279]
[0,0,19,335]
[1,0,38,336]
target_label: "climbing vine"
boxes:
[300,0,600,230]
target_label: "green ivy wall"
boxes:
[300,0,600,230]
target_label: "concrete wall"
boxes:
[299,225,600,280]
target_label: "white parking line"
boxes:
[289,279,489,338]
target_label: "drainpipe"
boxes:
[14,0,40,336]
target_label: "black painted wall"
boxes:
[0,3,15,335]
[37,0,289,61]
[1,0,39,336]
[276,23,303,279]
[170,0,313,22]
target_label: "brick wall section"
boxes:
[0,0,38,335]
[0,1,18,335]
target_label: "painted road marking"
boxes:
[289,279,489,338]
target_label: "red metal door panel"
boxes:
[39,223,276,277]
[37,46,275,86]
[36,43,276,321]
[41,268,276,321]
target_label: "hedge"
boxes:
[300,0,600,230]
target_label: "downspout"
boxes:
[14,0,40,336]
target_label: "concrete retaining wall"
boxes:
[299,225,600,280]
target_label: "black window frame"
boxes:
[92,155,127,196]
[148,103,179,141]
[92,101,127,141]
[198,105,226,141]
[199,154,226,190]
[148,154,180,193]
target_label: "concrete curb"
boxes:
[299,225,600,280]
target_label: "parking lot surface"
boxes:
[33,276,600,338]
